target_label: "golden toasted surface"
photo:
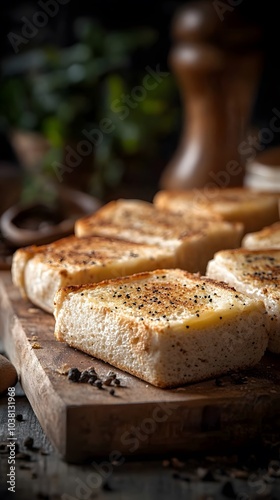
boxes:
[54,267,267,387]
[153,188,279,232]
[208,248,280,290]
[16,235,169,270]
[12,234,180,314]
[56,268,259,328]
[75,199,224,242]
[242,221,280,249]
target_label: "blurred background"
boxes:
[0,0,280,257]
[0,0,183,206]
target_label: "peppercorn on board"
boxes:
[1,271,280,463]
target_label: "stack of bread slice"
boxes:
[11,188,280,387]
[12,199,243,313]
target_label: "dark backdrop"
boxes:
[1,0,280,168]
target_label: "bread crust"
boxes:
[242,221,280,249]
[54,268,268,387]
[153,188,279,234]
[206,248,280,353]
[12,236,177,313]
[74,199,243,273]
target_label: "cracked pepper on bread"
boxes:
[54,268,268,388]
[74,199,243,273]
[206,249,280,353]
[12,235,179,314]
[242,221,280,250]
[153,188,279,234]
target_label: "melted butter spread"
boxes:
[81,269,259,330]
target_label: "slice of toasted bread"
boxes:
[206,248,280,353]
[242,221,280,249]
[153,188,279,234]
[12,235,178,314]
[54,268,267,388]
[75,199,243,273]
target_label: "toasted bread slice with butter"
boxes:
[242,221,280,250]
[75,199,243,273]
[12,235,178,314]
[206,248,280,353]
[54,268,267,388]
[153,188,279,234]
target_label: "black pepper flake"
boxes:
[87,366,97,374]
[15,414,23,422]
[95,380,103,389]
[67,367,81,382]
[109,388,115,396]
[88,376,97,385]
[103,376,114,386]
[113,378,121,386]
[24,437,34,450]
[79,371,91,383]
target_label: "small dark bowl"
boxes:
[0,186,102,248]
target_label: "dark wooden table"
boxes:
[1,333,280,500]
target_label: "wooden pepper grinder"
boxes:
[160,0,263,190]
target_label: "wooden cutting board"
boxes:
[1,271,280,463]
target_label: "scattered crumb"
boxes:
[55,363,71,375]
[31,342,42,349]
[27,336,38,342]
[28,308,39,314]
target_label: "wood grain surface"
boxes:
[1,271,280,464]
